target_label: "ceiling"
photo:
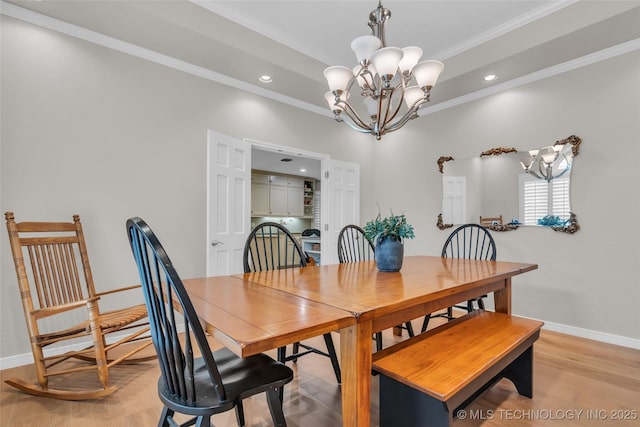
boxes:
[251,146,322,180]
[3,0,639,177]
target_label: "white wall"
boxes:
[1,15,639,364]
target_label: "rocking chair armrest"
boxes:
[32,296,101,320]
[94,284,141,298]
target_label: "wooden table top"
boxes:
[183,275,356,357]
[241,255,537,320]
[183,255,538,427]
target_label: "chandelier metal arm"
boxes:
[337,99,374,131]
[537,161,552,181]
[379,80,428,134]
[338,115,376,135]
[524,152,571,182]
[375,90,387,134]
[331,77,376,131]
[526,168,545,181]
[360,67,379,95]
[380,84,406,128]
[384,108,420,134]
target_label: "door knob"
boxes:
[211,240,224,246]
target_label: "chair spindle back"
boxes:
[337,225,375,263]
[441,224,497,261]
[243,222,306,273]
[5,212,96,312]
[127,217,226,404]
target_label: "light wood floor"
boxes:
[2,319,639,427]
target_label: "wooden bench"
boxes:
[372,310,543,427]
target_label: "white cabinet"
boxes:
[287,177,304,188]
[251,172,307,217]
[269,175,289,187]
[251,173,270,216]
[287,187,304,216]
[251,184,270,216]
[251,173,270,185]
[269,184,288,216]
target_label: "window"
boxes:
[519,174,570,225]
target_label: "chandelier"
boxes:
[323,1,444,140]
[519,145,571,182]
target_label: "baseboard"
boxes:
[540,320,640,350]
[0,340,94,370]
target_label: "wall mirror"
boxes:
[436,135,581,233]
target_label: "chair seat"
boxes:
[159,347,293,415]
[98,304,149,333]
[36,304,149,344]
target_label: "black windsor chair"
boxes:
[127,217,293,427]
[421,223,497,333]
[243,222,341,385]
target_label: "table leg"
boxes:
[340,321,372,427]
[493,277,512,314]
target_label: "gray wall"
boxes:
[1,15,639,362]
[0,16,374,361]
[366,51,640,340]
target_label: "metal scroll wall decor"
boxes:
[436,135,581,234]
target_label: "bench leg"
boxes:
[379,375,451,427]
[453,345,535,413]
[503,345,533,398]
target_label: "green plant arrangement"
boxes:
[363,212,415,244]
[363,211,415,272]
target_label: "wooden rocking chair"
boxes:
[4,212,154,400]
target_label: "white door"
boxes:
[322,159,360,265]
[442,176,466,224]
[206,131,251,276]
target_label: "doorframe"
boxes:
[245,138,331,262]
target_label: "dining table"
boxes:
[182,255,537,427]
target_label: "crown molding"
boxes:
[0,0,331,118]
[2,1,636,122]
[433,0,578,60]
[420,38,640,117]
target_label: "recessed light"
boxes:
[300,168,307,172]
[259,75,273,83]
[484,74,497,82]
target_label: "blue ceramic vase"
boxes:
[375,236,404,272]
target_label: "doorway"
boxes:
[248,139,328,266]
[206,133,360,276]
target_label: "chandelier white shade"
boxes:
[351,35,381,62]
[323,1,444,140]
